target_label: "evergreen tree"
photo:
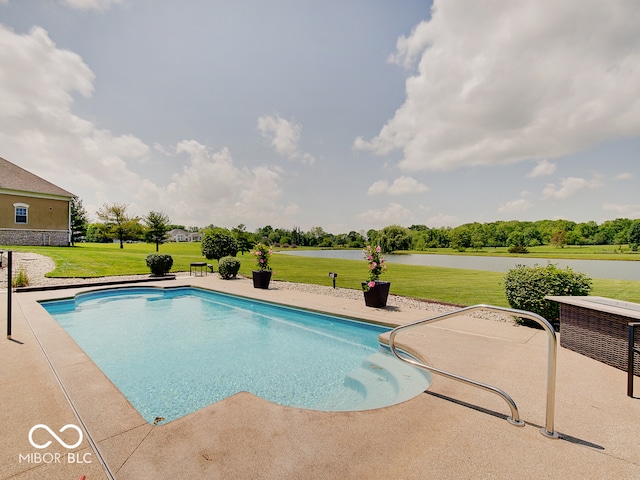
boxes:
[143,211,171,252]
[70,197,89,245]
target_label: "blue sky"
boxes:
[1,0,639,233]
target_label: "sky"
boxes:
[1,0,639,234]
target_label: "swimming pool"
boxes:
[41,287,430,423]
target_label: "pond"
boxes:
[279,249,640,281]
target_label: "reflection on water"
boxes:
[279,249,640,281]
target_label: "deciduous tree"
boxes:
[96,202,139,249]
[201,228,238,261]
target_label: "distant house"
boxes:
[167,228,202,242]
[0,157,75,246]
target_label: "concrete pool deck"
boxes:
[1,275,639,479]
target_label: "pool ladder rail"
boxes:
[388,304,559,439]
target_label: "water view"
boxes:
[279,250,640,281]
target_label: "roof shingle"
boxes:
[0,156,74,198]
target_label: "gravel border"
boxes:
[0,251,515,323]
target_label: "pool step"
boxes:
[312,350,431,411]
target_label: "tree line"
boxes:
[409,218,640,251]
[71,200,640,253]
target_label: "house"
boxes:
[0,157,75,246]
[167,228,202,242]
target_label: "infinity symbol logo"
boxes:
[28,424,83,449]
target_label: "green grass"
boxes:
[403,244,640,261]
[5,242,206,277]
[4,243,640,306]
[242,255,509,306]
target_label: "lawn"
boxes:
[4,243,640,306]
[6,242,204,277]
[402,244,640,261]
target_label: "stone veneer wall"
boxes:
[0,229,69,246]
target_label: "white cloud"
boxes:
[426,213,458,228]
[0,24,149,208]
[257,113,315,165]
[356,0,640,172]
[0,24,292,228]
[357,202,412,227]
[615,172,634,180]
[367,176,428,195]
[284,203,301,217]
[542,177,603,200]
[149,141,285,226]
[527,160,556,178]
[497,198,534,213]
[388,20,431,69]
[602,203,640,217]
[60,0,123,11]
[0,25,94,115]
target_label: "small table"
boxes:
[190,262,207,277]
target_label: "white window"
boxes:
[14,203,29,224]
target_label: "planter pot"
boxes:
[252,270,272,289]
[362,281,391,308]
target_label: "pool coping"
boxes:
[4,275,640,479]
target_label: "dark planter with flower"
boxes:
[252,270,272,289]
[251,242,273,289]
[362,245,390,308]
[361,281,391,308]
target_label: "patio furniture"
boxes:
[546,296,640,377]
[190,262,207,276]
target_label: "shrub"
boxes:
[218,256,241,279]
[507,245,529,254]
[12,269,29,287]
[145,253,173,276]
[504,264,592,329]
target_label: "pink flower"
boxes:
[368,281,376,288]
[375,246,381,253]
[371,262,377,268]
[259,259,264,263]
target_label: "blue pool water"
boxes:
[41,287,429,423]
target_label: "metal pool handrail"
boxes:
[388,304,559,439]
